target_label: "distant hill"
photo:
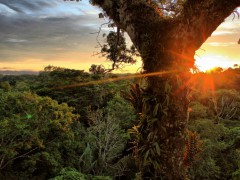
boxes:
[0,70,39,75]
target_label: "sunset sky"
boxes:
[0,0,240,73]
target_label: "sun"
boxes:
[195,54,231,72]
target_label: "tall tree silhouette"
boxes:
[65,0,240,178]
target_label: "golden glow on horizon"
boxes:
[195,54,234,72]
[0,52,142,73]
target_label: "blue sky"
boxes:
[0,0,239,72]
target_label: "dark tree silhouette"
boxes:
[65,0,240,178]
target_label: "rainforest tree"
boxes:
[0,90,79,179]
[65,0,240,179]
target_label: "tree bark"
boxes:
[87,0,240,178]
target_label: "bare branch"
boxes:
[0,147,39,170]
[91,20,111,48]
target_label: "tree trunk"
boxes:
[83,0,240,178]
[130,23,193,179]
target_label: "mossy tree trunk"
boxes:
[79,0,240,178]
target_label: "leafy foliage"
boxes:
[213,89,240,121]
[0,91,79,179]
[89,64,105,75]
[188,119,240,179]
[0,66,240,179]
[189,101,208,120]
[100,31,139,71]
[78,94,136,178]
[50,167,112,180]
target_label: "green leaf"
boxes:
[162,109,168,116]
[164,82,171,93]
[98,13,104,18]
[26,114,33,119]
[149,118,158,125]
[165,95,169,106]
[144,150,150,165]
[154,142,161,156]
[153,103,159,117]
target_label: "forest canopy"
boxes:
[1,0,240,179]
[0,66,239,179]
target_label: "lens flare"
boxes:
[56,70,176,89]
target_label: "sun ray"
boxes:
[195,54,233,72]
[56,70,177,89]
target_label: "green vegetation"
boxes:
[0,90,79,179]
[0,66,239,179]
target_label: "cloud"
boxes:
[206,42,237,47]
[0,0,57,14]
[0,67,14,70]
[0,13,104,45]
[0,3,17,16]
[6,38,28,43]
[210,14,240,38]
[0,0,108,65]
[212,31,235,36]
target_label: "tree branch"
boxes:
[176,0,240,50]
[90,0,166,49]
